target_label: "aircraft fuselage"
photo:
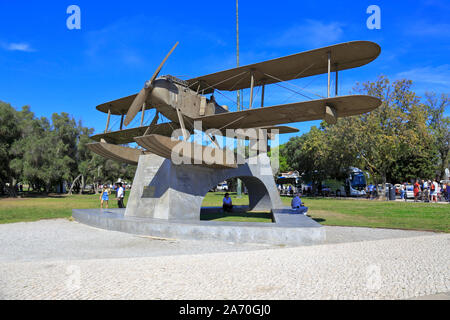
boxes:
[150,77,228,125]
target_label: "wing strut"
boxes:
[176,108,189,141]
[105,108,111,133]
[261,81,265,108]
[335,64,339,96]
[327,51,331,98]
[143,112,159,136]
[249,70,255,108]
[140,103,146,126]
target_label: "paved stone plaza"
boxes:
[0,219,448,299]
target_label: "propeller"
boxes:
[123,41,179,127]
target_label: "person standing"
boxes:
[427,180,433,202]
[430,179,438,203]
[100,185,110,209]
[423,180,429,202]
[413,180,420,202]
[446,183,450,202]
[420,180,425,202]
[116,183,125,208]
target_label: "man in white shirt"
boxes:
[423,180,429,202]
[116,183,125,208]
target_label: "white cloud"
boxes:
[270,19,345,47]
[2,42,34,52]
[397,64,450,87]
[409,21,450,37]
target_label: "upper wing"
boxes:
[197,95,381,130]
[186,41,380,93]
[95,94,155,115]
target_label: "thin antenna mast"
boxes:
[236,0,242,198]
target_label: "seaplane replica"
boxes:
[88,41,382,169]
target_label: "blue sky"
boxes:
[0,0,449,144]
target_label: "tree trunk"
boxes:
[438,150,448,180]
[380,174,387,201]
[68,174,82,195]
[79,175,85,195]
[311,181,317,196]
[6,179,18,198]
[5,179,18,198]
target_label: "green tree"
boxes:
[283,126,331,191]
[0,101,20,195]
[9,107,50,191]
[282,75,441,199]
[10,111,82,192]
[269,144,291,175]
[326,76,437,192]
[425,92,450,180]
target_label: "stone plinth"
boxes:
[73,209,326,246]
[125,153,284,220]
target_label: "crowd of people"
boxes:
[365,184,379,199]
[407,179,450,203]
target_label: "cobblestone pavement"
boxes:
[0,219,448,299]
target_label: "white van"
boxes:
[217,182,228,191]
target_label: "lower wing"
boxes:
[196,95,381,130]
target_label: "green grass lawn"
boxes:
[0,191,448,232]
[0,192,130,224]
[298,196,449,232]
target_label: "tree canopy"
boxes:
[281,76,449,191]
[0,101,136,195]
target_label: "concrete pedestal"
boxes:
[73,153,326,245]
[125,153,284,220]
[73,208,325,246]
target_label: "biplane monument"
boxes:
[73,40,381,245]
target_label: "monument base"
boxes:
[72,153,325,245]
[72,208,326,246]
[124,153,285,221]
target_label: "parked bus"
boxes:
[324,167,367,197]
